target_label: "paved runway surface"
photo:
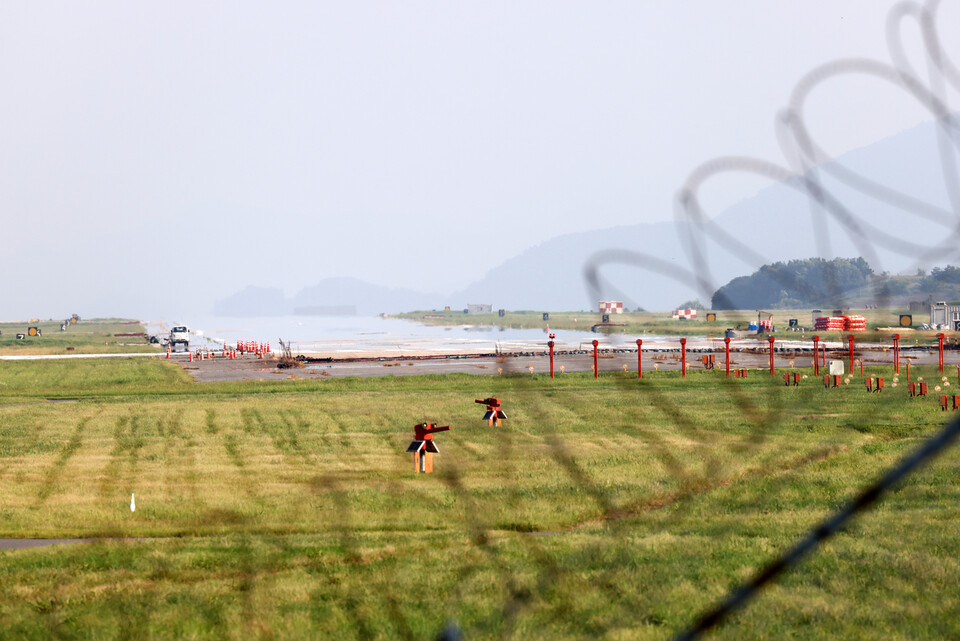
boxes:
[178,346,941,382]
[0,341,944,382]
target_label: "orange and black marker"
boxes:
[406,422,451,474]
[475,398,506,427]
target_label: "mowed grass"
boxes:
[1,358,959,639]
[0,318,160,355]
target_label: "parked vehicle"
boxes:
[169,326,190,352]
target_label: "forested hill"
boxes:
[711,258,874,310]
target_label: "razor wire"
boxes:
[672,413,960,641]
[435,1,960,639]
[5,2,959,640]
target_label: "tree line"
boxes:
[711,257,874,310]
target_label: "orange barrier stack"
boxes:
[843,314,867,332]
[814,316,845,332]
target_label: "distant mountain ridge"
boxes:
[445,117,958,311]
[215,117,959,314]
[213,277,444,316]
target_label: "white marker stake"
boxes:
[130,493,136,512]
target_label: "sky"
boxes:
[1,1,957,318]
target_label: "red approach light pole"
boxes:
[636,338,643,379]
[938,333,945,372]
[680,338,687,378]
[724,336,731,377]
[768,335,775,375]
[548,334,556,379]
[893,334,900,374]
[848,334,856,375]
[592,339,599,379]
[812,335,820,375]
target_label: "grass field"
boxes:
[1,357,959,639]
[0,319,159,356]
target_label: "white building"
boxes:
[930,301,960,330]
[467,304,492,314]
[598,301,623,314]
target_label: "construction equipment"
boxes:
[756,310,774,333]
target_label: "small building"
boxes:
[598,300,623,314]
[930,301,960,330]
[467,304,492,314]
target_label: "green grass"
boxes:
[0,319,160,355]
[1,358,959,639]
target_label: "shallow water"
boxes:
[155,314,682,356]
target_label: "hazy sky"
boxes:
[1,2,956,318]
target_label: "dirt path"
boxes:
[0,538,95,550]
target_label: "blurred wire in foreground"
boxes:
[434,1,960,639]
[672,413,960,641]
